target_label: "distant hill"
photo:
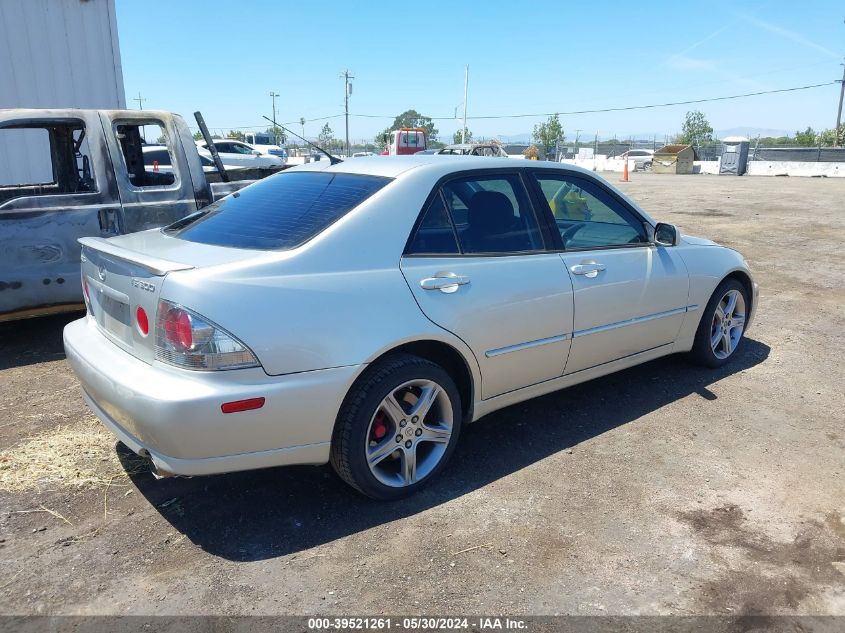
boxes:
[494,127,796,143]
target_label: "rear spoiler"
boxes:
[78,237,195,276]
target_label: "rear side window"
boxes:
[406,193,460,255]
[169,172,391,250]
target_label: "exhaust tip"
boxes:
[150,462,173,480]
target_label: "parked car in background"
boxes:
[197,140,284,168]
[415,148,440,155]
[0,109,276,322]
[620,149,654,171]
[65,156,757,500]
[352,151,376,157]
[143,145,240,174]
[438,143,509,157]
[243,132,288,162]
[382,128,427,155]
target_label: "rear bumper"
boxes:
[64,317,360,476]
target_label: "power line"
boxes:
[188,113,344,132]
[349,81,837,121]
[188,81,836,132]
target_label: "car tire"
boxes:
[689,278,749,368]
[643,161,653,171]
[330,354,462,500]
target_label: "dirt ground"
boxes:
[0,173,843,617]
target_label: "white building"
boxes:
[0,0,125,184]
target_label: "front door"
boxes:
[531,171,690,374]
[401,172,573,399]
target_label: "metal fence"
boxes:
[516,141,845,163]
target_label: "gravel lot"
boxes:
[1,173,843,616]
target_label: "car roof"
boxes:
[444,143,498,149]
[291,155,595,179]
[289,155,657,225]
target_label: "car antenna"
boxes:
[261,116,342,165]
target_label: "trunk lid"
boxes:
[79,229,262,364]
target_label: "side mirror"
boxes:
[654,222,680,247]
[252,149,262,155]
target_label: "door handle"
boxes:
[420,272,470,293]
[570,262,606,278]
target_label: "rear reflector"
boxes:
[221,397,265,414]
[136,307,149,335]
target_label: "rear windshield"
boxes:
[167,172,391,250]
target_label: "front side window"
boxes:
[0,123,98,203]
[232,143,255,155]
[168,172,391,250]
[534,173,647,249]
[441,174,543,254]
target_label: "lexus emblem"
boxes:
[98,266,106,281]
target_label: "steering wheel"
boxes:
[561,222,587,246]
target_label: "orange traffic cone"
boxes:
[622,157,629,182]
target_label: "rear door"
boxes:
[103,113,198,234]
[531,171,689,374]
[0,112,123,318]
[401,171,574,400]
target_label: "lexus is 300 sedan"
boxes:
[64,156,758,500]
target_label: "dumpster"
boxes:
[719,136,750,176]
[653,144,694,174]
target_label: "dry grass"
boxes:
[0,416,147,493]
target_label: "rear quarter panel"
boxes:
[157,168,482,385]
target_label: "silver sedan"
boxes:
[64,156,758,500]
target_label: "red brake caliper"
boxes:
[371,411,388,441]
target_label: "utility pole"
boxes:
[341,70,354,157]
[835,60,845,147]
[133,92,147,142]
[462,65,469,144]
[300,117,305,149]
[270,92,279,142]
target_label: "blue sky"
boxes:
[116,0,844,142]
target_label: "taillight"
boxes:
[162,306,192,349]
[154,299,259,371]
[136,306,149,336]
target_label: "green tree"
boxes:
[794,127,818,146]
[819,125,845,147]
[264,126,286,145]
[192,130,204,141]
[377,109,439,148]
[318,123,334,147]
[532,113,565,158]
[453,128,473,144]
[227,129,245,142]
[678,110,713,146]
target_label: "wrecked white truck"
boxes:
[0,109,278,322]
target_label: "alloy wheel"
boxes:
[710,289,746,359]
[365,379,453,488]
